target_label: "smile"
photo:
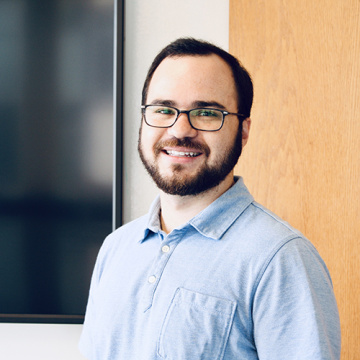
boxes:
[165,150,201,157]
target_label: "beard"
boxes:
[138,124,243,196]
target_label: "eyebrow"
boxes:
[149,99,176,107]
[192,101,226,110]
[148,99,227,110]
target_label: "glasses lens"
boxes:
[144,105,177,127]
[189,108,223,131]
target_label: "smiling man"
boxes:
[79,38,341,359]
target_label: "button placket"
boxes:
[141,234,181,311]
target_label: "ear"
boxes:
[241,118,251,147]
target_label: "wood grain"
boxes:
[230,0,360,357]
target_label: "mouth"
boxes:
[165,150,201,158]
[154,138,209,160]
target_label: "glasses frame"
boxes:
[141,104,246,132]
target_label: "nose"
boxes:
[167,112,197,139]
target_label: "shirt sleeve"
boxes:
[252,237,341,360]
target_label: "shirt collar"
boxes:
[140,177,254,243]
[189,177,253,240]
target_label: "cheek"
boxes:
[140,124,163,154]
[209,126,239,157]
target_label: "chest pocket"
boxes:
[157,288,236,360]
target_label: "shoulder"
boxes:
[108,213,149,242]
[247,201,304,239]
[103,213,148,250]
[93,213,149,277]
[226,200,307,259]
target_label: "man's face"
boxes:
[138,54,250,196]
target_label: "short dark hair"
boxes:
[141,37,253,117]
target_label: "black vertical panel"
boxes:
[113,0,124,230]
[0,0,121,323]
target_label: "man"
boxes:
[79,38,341,359]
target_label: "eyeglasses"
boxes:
[141,104,246,132]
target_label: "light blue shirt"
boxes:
[79,177,341,359]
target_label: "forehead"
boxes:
[147,54,237,109]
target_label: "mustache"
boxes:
[154,137,210,156]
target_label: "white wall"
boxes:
[0,324,85,360]
[0,1,228,359]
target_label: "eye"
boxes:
[154,106,176,115]
[192,109,221,118]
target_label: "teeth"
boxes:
[166,150,199,157]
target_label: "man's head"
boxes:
[142,38,253,118]
[138,38,253,196]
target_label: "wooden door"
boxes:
[230,0,360,358]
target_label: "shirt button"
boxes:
[161,245,170,253]
[148,275,156,284]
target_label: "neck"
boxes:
[159,174,235,234]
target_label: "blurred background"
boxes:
[0,0,114,320]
